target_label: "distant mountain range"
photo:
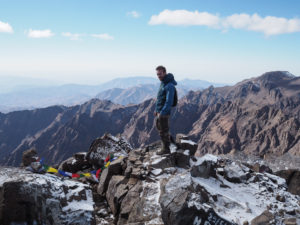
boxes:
[0,76,225,113]
[95,80,219,105]
[1,71,299,167]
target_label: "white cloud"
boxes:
[62,32,84,40]
[91,33,114,40]
[223,13,300,36]
[0,21,13,33]
[149,10,300,36]
[27,29,54,38]
[149,9,220,27]
[127,10,141,18]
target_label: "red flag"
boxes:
[96,168,102,178]
[72,173,80,178]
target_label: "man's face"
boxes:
[156,69,166,81]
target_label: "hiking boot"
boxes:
[157,141,171,155]
[170,135,175,144]
[156,147,170,155]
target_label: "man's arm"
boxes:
[160,83,175,115]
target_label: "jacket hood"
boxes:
[162,73,177,85]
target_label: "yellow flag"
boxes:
[105,161,110,168]
[83,173,91,177]
[47,167,58,173]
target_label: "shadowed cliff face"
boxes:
[1,71,300,166]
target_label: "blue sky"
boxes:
[0,0,300,84]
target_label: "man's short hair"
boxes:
[156,65,166,73]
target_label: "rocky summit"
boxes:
[0,133,299,225]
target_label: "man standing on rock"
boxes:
[154,65,177,155]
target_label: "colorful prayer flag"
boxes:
[105,161,110,167]
[47,167,58,173]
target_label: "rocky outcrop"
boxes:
[2,133,300,224]
[251,210,274,225]
[0,167,95,225]
[58,152,91,173]
[99,135,300,224]
[97,157,127,195]
[275,169,300,196]
[86,133,132,169]
[21,148,38,167]
[102,142,299,224]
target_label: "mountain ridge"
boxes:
[1,71,300,167]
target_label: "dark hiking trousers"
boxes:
[155,115,171,150]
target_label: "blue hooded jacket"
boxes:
[155,73,177,115]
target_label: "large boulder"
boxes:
[124,180,163,224]
[86,133,132,169]
[118,180,143,224]
[174,149,190,169]
[191,154,218,178]
[223,161,251,183]
[150,154,176,170]
[105,175,128,216]
[21,148,38,167]
[175,133,190,142]
[97,156,127,195]
[58,152,91,173]
[159,170,235,225]
[249,162,272,174]
[0,167,95,225]
[251,210,274,225]
[176,134,198,156]
[275,169,300,195]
